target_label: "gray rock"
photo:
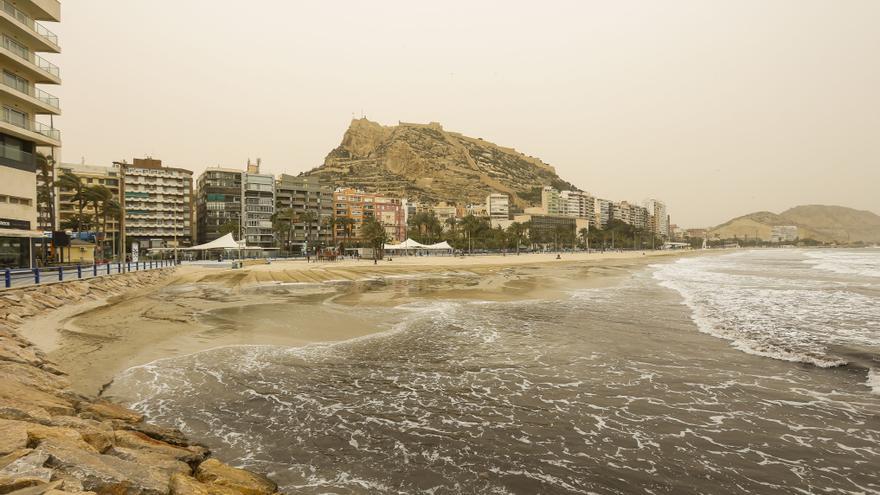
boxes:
[0,451,53,483]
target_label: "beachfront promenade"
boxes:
[3,259,179,289]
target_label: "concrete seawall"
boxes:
[0,268,283,495]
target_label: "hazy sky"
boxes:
[51,1,878,226]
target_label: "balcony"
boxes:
[0,76,60,114]
[0,110,59,146]
[0,36,60,84]
[0,0,60,53]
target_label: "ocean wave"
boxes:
[803,250,880,278]
[654,251,880,372]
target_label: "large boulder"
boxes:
[195,459,277,495]
[79,402,143,424]
[113,422,192,448]
[109,447,191,478]
[0,420,28,456]
[113,431,207,464]
[0,380,75,418]
[0,450,53,483]
[48,417,114,454]
[38,440,171,495]
[169,473,240,495]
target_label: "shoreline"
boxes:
[19,249,710,396]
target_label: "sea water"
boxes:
[107,249,880,494]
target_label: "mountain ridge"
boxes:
[710,205,880,243]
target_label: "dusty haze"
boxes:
[51,0,878,226]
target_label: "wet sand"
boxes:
[19,250,703,395]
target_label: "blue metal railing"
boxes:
[3,259,180,289]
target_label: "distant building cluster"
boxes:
[4,149,676,266]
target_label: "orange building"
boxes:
[332,188,405,243]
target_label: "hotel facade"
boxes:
[121,158,194,250]
[0,0,60,268]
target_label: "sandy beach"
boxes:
[19,250,700,395]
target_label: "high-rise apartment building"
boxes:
[486,193,509,222]
[0,0,60,268]
[541,186,563,215]
[195,167,241,245]
[645,199,669,238]
[121,158,194,250]
[241,160,275,248]
[594,198,612,229]
[275,174,332,253]
[560,190,595,223]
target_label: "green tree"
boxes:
[299,210,317,254]
[460,214,481,254]
[507,221,526,254]
[361,218,388,262]
[83,185,114,258]
[271,209,292,253]
[578,228,590,250]
[56,171,86,232]
[103,198,122,258]
[36,152,55,230]
[218,219,240,240]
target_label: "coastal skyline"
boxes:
[51,0,880,226]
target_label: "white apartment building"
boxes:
[121,158,194,250]
[594,198,612,229]
[541,186,563,215]
[770,225,798,243]
[560,190,595,222]
[645,199,669,238]
[241,160,275,248]
[486,193,509,220]
[0,0,60,268]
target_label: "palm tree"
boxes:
[103,198,121,258]
[445,216,458,242]
[507,221,525,255]
[83,185,113,258]
[299,210,317,255]
[361,218,388,263]
[35,152,55,230]
[461,214,480,254]
[56,171,85,232]
[579,227,590,251]
[271,208,293,253]
[337,217,355,251]
[323,216,338,249]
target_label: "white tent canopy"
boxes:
[183,233,242,251]
[383,239,454,253]
[426,241,452,250]
[383,238,428,251]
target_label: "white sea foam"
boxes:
[654,250,880,369]
[803,250,880,278]
[868,369,880,395]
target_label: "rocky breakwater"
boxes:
[0,270,283,495]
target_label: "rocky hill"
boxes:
[709,205,880,243]
[303,119,579,206]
